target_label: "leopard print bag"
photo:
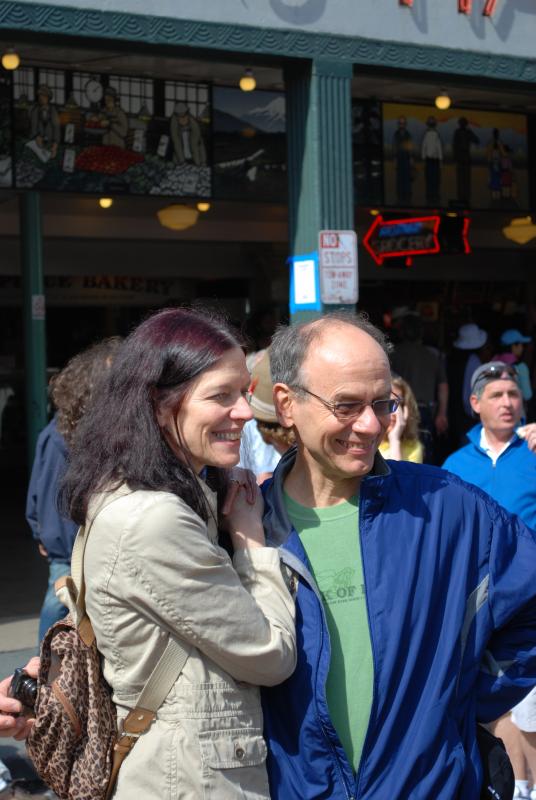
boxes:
[25,516,191,800]
[26,613,117,800]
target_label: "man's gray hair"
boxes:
[270,310,393,387]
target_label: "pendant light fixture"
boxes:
[239,68,256,92]
[2,48,20,71]
[435,90,451,111]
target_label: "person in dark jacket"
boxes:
[26,337,122,642]
[258,312,536,800]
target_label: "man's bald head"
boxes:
[270,311,392,389]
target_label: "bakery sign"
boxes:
[399,0,498,14]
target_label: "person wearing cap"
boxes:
[443,362,536,798]
[100,86,128,148]
[239,349,294,483]
[493,329,533,406]
[443,361,536,528]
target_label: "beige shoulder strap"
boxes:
[55,504,191,713]
[55,498,191,800]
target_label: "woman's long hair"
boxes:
[391,374,421,443]
[60,307,244,525]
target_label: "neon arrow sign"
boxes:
[363,215,441,266]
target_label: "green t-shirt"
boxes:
[284,491,374,773]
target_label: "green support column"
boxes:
[20,191,47,467]
[285,59,354,323]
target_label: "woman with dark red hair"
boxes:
[6,307,296,799]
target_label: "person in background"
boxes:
[448,322,489,443]
[442,361,536,798]
[240,349,294,483]
[379,374,423,463]
[493,329,533,409]
[26,337,122,643]
[391,311,448,462]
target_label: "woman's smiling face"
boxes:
[157,346,253,473]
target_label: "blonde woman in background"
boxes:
[379,374,423,463]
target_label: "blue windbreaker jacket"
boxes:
[261,448,536,800]
[442,423,536,531]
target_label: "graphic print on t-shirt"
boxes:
[316,568,365,605]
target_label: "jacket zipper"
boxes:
[354,487,378,800]
[315,601,355,800]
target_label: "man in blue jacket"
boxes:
[261,313,536,799]
[442,360,536,529]
[443,360,536,799]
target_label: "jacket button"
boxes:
[235,745,245,760]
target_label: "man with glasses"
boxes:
[261,315,536,799]
[443,361,536,799]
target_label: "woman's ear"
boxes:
[153,396,171,431]
[273,383,295,429]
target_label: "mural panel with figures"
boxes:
[383,103,529,210]
[352,99,383,207]
[13,67,211,197]
[212,86,286,202]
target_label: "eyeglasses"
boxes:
[472,365,517,390]
[292,385,400,421]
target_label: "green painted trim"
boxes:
[20,191,48,467]
[0,1,535,83]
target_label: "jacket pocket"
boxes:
[199,727,270,800]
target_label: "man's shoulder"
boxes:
[384,458,493,509]
[442,442,477,472]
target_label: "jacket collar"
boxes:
[466,422,522,455]
[263,445,390,549]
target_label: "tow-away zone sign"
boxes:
[319,230,358,305]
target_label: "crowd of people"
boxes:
[1,305,536,799]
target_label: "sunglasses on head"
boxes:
[473,365,517,388]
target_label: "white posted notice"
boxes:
[319,230,358,304]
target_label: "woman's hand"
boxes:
[0,657,39,739]
[388,403,407,444]
[221,468,265,550]
[387,403,408,461]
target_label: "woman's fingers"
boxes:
[244,470,257,505]
[221,481,240,516]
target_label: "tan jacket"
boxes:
[83,483,296,799]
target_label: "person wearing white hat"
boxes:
[450,323,489,443]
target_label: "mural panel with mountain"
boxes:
[212,86,286,202]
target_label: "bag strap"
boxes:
[65,503,192,799]
[105,636,190,800]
